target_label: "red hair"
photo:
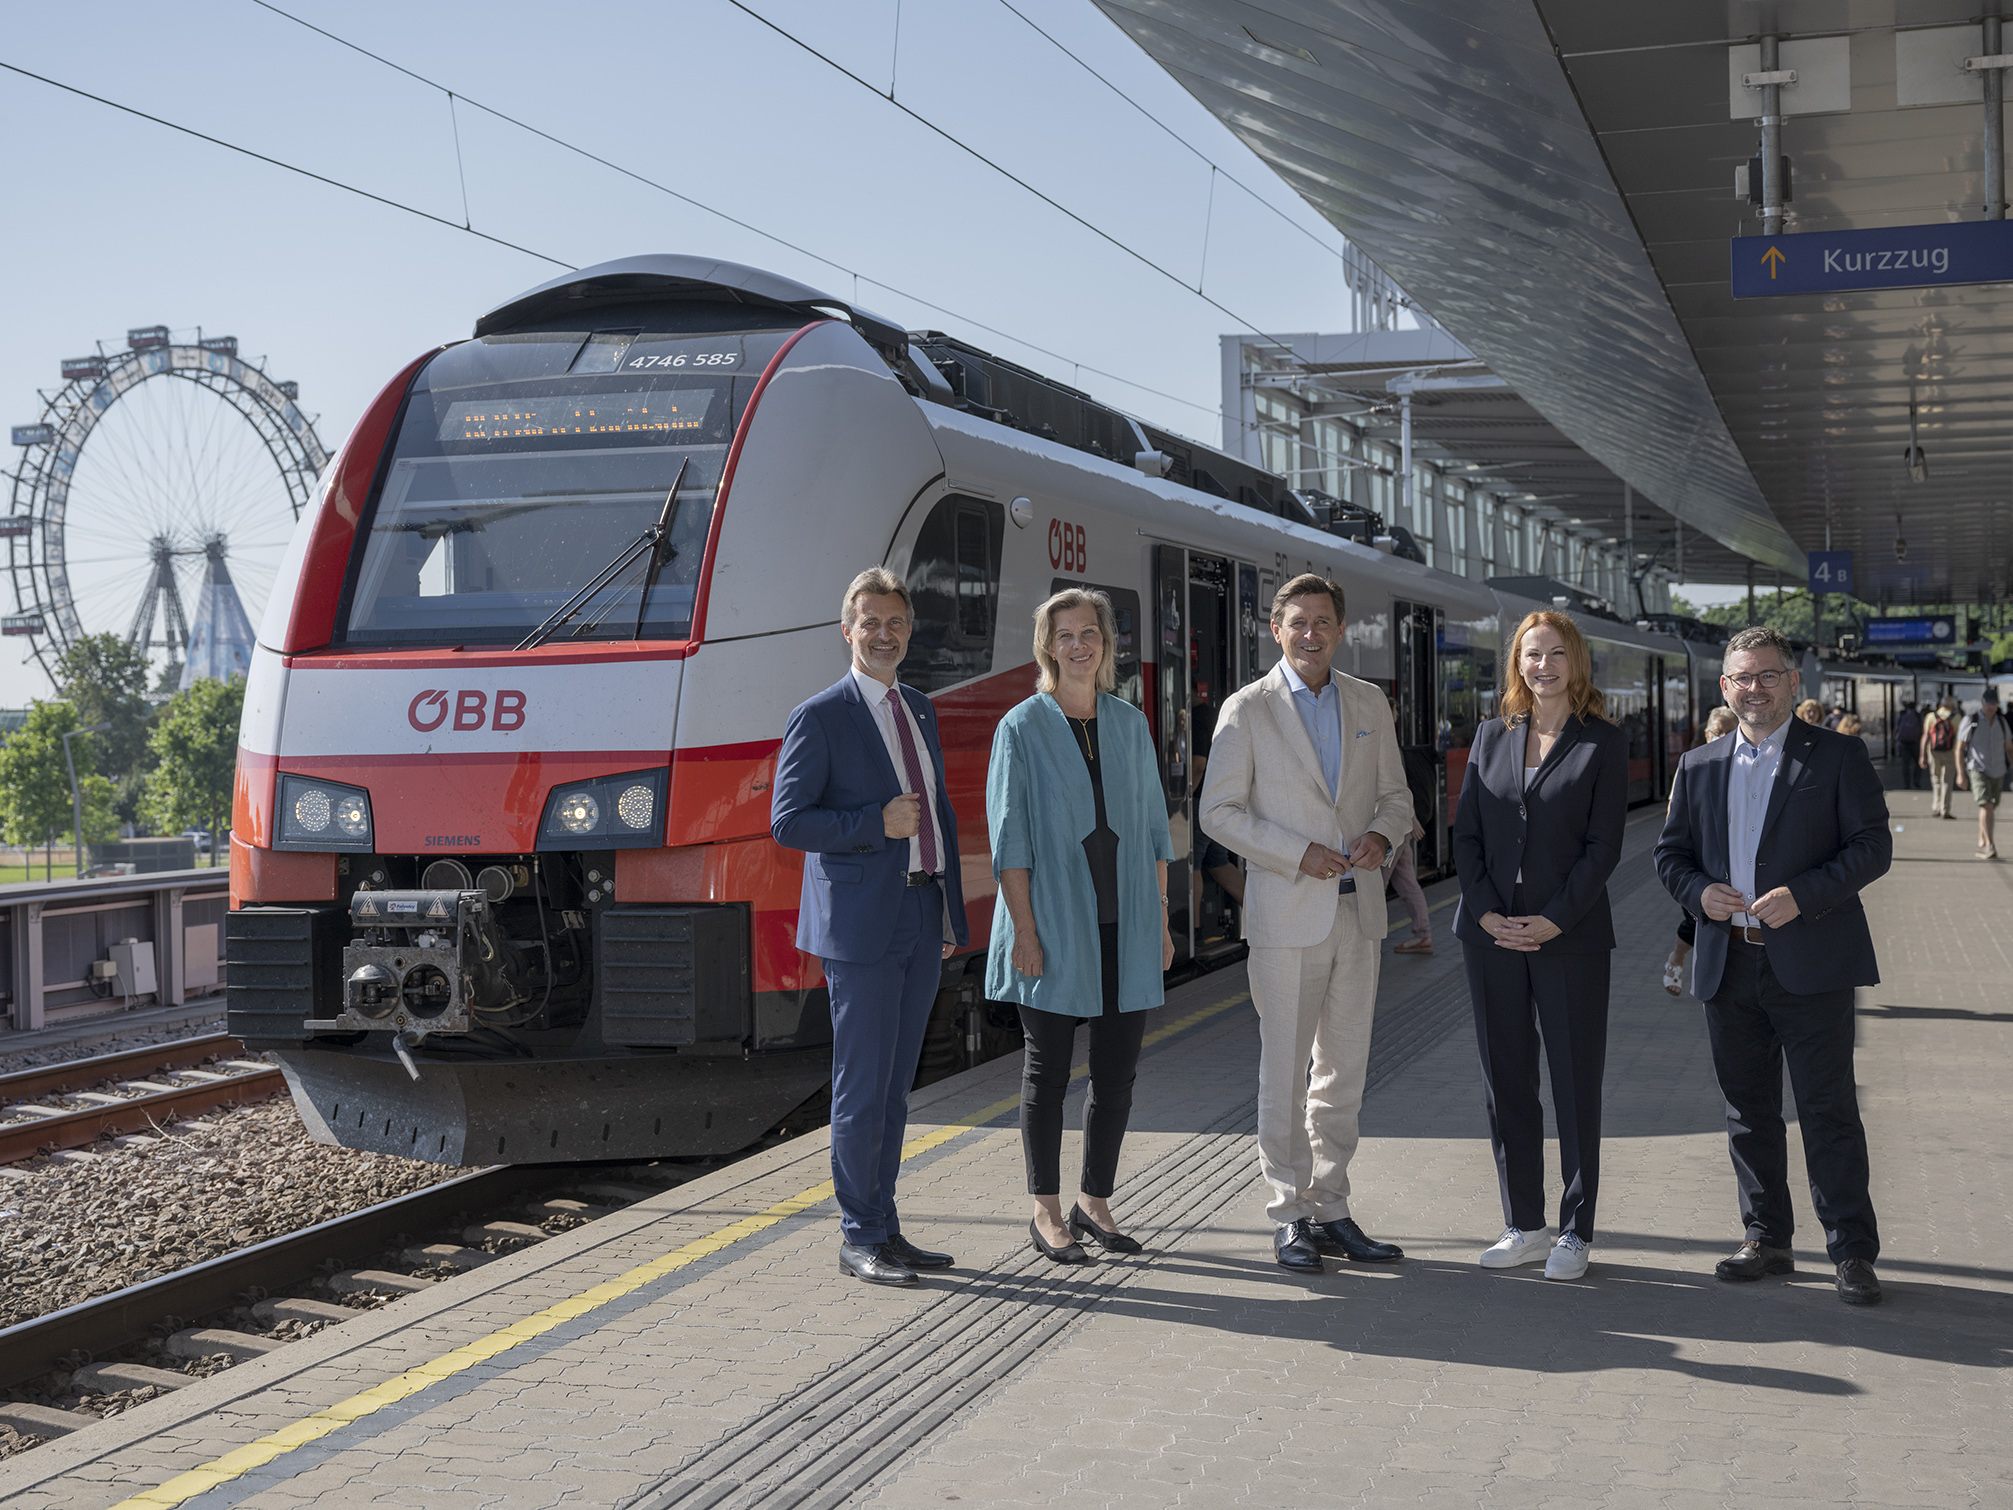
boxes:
[1500,610,1608,726]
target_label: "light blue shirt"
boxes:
[1727,717,1790,926]
[1279,658,1342,797]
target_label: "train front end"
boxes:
[225,260,881,1164]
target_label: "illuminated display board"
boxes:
[438,389,716,445]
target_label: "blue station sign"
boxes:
[1807,550,1854,597]
[1863,615,1957,647]
[1731,219,2013,298]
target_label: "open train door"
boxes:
[1152,544,1194,967]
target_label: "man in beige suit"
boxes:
[1199,573,1416,1270]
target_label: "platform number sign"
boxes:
[1807,550,1853,598]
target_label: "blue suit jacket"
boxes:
[1451,713,1629,954]
[770,674,968,965]
[1654,717,1890,1000]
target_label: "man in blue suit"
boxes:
[1656,625,1892,1306]
[771,567,968,1286]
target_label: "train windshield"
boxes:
[340,328,773,646]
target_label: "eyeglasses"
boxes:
[1725,671,1788,691]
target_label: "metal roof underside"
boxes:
[1095,0,2013,601]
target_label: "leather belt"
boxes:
[905,871,942,888]
[1730,924,1766,946]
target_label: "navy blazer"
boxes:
[1451,712,1629,954]
[770,674,969,965]
[1654,717,1890,1000]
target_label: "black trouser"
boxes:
[1019,922,1146,1197]
[1464,940,1611,1241]
[1900,755,1922,789]
[1705,940,1879,1263]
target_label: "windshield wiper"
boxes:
[513,456,690,652]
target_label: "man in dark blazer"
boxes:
[1655,625,1892,1306]
[772,567,968,1287]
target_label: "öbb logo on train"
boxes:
[1047,517,1088,574]
[406,689,528,734]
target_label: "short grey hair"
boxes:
[840,567,910,627]
[1032,588,1118,696]
[1723,625,1796,667]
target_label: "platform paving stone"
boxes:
[2,806,2009,1508]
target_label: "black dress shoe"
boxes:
[1309,1217,1404,1263]
[1835,1258,1883,1306]
[1274,1219,1323,1271]
[1714,1240,1794,1282]
[1028,1217,1089,1265]
[839,1241,918,1286]
[883,1233,954,1270]
[1068,1204,1144,1255]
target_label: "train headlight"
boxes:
[536,767,667,850]
[275,775,374,852]
[615,784,654,830]
[555,790,601,834]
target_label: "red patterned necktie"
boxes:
[886,686,940,874]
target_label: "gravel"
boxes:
[0,1097,467,1329]
[0,1010,228,1077]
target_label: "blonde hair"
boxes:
[840,566,909,627]
[1837,712,1863,736]
[1500,610,1607,726]
[1032,588,1118,696]
[1795,698,1825,725]
[1703,706,1739,741]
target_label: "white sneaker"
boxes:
[1545,1233,1591,1280]
[1480,1226,1550,1268]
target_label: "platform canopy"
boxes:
[1096,0,2013,604]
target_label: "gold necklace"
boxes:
[1065,712,1096,764]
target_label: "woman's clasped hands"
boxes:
[1479,911,1561,952]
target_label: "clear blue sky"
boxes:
[0,0,1376,705]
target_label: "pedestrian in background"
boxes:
[1795,698,1825,726]
[1923,704,1960,819]
[1452,609,1628,1281]
[1386,693,1432,957]
[986,588,1174,1263]
[1956,688,2013,861]
[1663,706,1740,995]
[1894,701,1923,790]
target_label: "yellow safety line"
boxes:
[110,991,1249,1509]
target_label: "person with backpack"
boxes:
[1956,688,2013,861]
[1922,704,1960,818]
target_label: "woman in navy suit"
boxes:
[1452,609,1628,1281]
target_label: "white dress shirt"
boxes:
[1726,717,1790,928]
[850,666,941,876]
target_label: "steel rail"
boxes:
[0,1165,545,1391]
[0,1033,239,1102]
[0,1063,283,1164]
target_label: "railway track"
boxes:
[0,1159,702,1448]
[0,1034,284,1164]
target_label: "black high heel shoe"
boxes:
[1068,1204,1145,1255]
[1029,1216,1089,1264]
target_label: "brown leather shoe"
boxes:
[1714,1240,1794,1281]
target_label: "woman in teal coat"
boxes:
[987,587,1175,1263]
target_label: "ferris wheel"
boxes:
[4,324,329,689]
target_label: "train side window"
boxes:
[1049,578,1143,710]
[904,494,1004,693]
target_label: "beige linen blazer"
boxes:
[1198,662,1416,948]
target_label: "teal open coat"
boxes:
[984,693,1175,1016]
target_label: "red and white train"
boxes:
[229,255,1725,1165]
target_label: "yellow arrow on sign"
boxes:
[1761,245,1787,279]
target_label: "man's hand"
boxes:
[1480,912,1540,952]
[1957,773,1969,791]
[1751,887,1801,929]
[883,792,921,839]
[1504,914,1562,946]
[1011,931,1043,978]
[1700,882,1746,922]
[1918,755,1928,770]
[1298,842,1351,879]
[941,942,956,960]
[1347,832,1390,872]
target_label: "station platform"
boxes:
[5,795,2009,1509]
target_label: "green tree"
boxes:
[55,633,154,778]
[79,773,122,848]
[0,700,92,877]
[141,676,244,849]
